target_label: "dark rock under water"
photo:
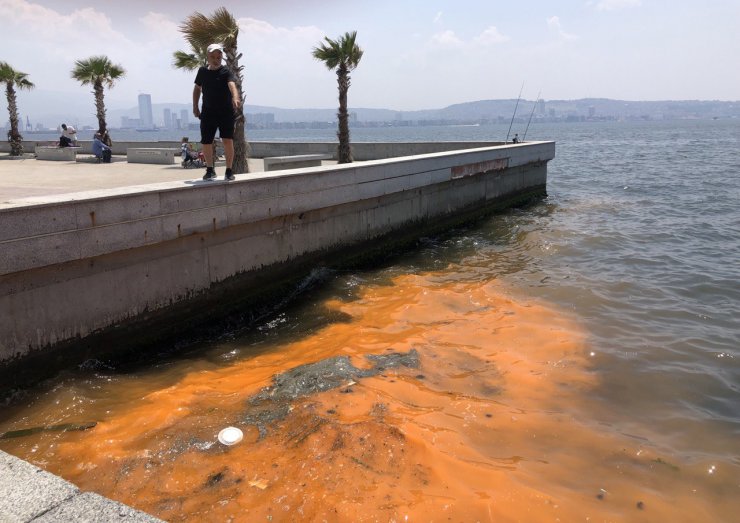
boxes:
[243,349,420,438]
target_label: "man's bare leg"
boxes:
[202,143,215,168]
[223,138,234,170]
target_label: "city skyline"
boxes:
[7,96,738,133]
[3,0,739,116]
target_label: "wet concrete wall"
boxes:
[0,142,554,378]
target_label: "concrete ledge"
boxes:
[35,147,78,161]
[0,450,162,522]
[0,143,554,275]
[263,153,333,171]
[9,140,504,159]
[126,148,177,164]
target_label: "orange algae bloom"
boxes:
[2,273,736,521]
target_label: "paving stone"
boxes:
[0,450,78,522]
[32,492,163,523]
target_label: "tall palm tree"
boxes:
[175,7,249,174]
[0,62,34,156]
[70,56,125,137]
[312,31,363,164]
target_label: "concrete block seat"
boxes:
[263,153,332,171]
[35,146,79,161]
[127,148,178,164]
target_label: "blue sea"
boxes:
[2,119,739,520]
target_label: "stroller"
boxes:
[181,144,206,168]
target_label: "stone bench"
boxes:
[126,148,178,165]
[263,153,333,171]
[35,146,79,161]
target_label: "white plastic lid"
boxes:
[218,426,244,445]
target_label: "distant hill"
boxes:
[397,98,740,122]
[10,91,740,130]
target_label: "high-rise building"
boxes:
[163,108,172,129]
[180,109,189,129]
[138,94,154,129]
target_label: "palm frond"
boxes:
[0,61,35,90]
[172,50,204,71]
[312,31,363,71]
[210,7,239,46]
[71,55,126,88]
[180,12,216,50]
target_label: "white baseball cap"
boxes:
[207,43,225,54]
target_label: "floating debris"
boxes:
[249,478,269,490]
[217,427,244,446]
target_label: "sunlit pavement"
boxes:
[0,154,264,204]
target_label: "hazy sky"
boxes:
[3,0,739,111]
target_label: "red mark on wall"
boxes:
[451,158,509,179]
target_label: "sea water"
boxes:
[1,119,738,521]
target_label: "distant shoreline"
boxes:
[12,97,740,132]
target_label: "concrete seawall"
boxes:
[0,141,554,388]
[3,139,505,161]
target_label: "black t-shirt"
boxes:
[195,66,236,112]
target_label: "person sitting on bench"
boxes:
[92,132,111,162]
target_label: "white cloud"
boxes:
[433,11,443,24]
[431,30,464,48]
[547,16,578,42]
[238,17,323,42]
[237,17,324,60]
[595,0,642,11]
[233,18,335,107]
[1,0,137,100]
[139,12,180,44]
[474,26,510,45]
[1,0,127,45]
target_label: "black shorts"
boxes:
[200,110,235,144]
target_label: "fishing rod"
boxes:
[505,82,524,143]
[523,90,541,142]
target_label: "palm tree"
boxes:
[175,7,249,174]
[70,56,125,138]
[0,62,34,156]
[312,31,363,164]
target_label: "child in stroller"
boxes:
[181,137,205,168]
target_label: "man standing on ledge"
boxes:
[193,43,241,181]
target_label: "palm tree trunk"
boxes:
[232,113,249,174]
[5,84,23,156]
[225,48,249,174]
[93,81,107,134]
[336,65,352,163]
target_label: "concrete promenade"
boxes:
[0,450,162,522]
[0,154,265,204]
